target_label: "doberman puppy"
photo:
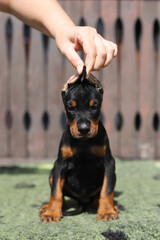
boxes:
[39,67,119,223]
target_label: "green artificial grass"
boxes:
[0,160,160,240]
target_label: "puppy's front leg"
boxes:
[96,157,119,222]
[39,161,65,223]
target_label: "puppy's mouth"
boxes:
[71,132,96,140]
[77,133,92,140]
[68,119,99,139]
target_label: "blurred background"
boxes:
[0,0,160,164]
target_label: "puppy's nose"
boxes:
[78,123,90,135]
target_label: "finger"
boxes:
[104,53,114,67]
[62,43,84,74]
[77,32,96,78]
[102,41,115,67]
[102,39,118,58]
[109,41,118,57]
[93,35,107,71]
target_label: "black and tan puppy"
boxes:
[39,67,119,223]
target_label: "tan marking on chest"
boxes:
[90,145,106,157]
[61,146,77,160]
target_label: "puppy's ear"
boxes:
[61,90,66,103]
[98,88,103,95]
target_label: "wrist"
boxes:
[42,0,75,39]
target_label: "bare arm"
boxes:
[0,0,74,37]
[0,0,117,76]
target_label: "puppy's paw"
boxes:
[39,205,62,223]
[39,204,49,216]
[41,214,61,223]
[96,206,119,222]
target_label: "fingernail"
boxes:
[86,68,90,79]
[77,65,83,75]
[86,73,90,79]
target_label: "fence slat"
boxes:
[84,0,99,27]
[28,30,44,157]
[0,13,8,157]
[47,40,63,158]
[101,1,119,157]
[139,2,156,159]
[120,1,139,158]
[10,18,26,157]
[156,2,160,158]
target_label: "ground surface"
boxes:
[0,160,160,240]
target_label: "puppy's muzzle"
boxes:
[77,120,90,136]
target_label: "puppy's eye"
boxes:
[89,100,94,107]
[89,100,98,110]
[67,101,77,111]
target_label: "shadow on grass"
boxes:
[0,166,50,175]
[114,191,125,211]
[153,174,160,180]
[101,230,128,240]
[15,183,36,189]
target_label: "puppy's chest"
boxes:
[61,143,106,160]
[61,144,106,170]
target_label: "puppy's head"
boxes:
[61,72,103,139]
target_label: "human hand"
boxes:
[0,0,117,77]
[55,26,118,77]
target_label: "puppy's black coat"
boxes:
[39,69,119,222]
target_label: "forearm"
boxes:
[0,0,74,38]
[0,0,10,12]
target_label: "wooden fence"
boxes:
[0,0,160,162]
